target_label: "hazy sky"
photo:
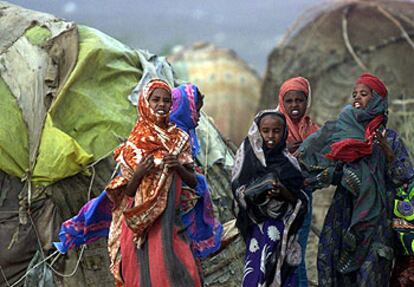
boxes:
[7,0,324,74]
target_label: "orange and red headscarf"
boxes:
[277,76,319,144]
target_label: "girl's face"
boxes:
[148,88,172,116]
[283,91,308,122]
[283,91,307,122]
[259,115,285,149]
[352,83,373,109]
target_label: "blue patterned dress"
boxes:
[314,128,413,286]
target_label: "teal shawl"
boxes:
[299,92,393,271]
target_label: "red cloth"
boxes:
[326,115,384,163]
[278,77,319,144]
[325,73,388,163]
[120,179,201,287]
[356,73,388,97]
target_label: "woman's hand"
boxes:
[375,130,395,164]
[287,141,302,154]
[125,155,155,197]
[134,155,155,177]
[164,154,197,188]
[303,177,313,187]
[267,181,296,203]
[163,154,181,170]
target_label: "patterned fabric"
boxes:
[232,109,301,180]
[107,79,192,239]
[180,173,223,258]
[393,179,414,257]
[171,83,223,258]
[53,191,113,254]
[389,130,414,287]
[325,73,388,163]
[53,82,222,266]
[294,188,313,287]
[232,110,307,286]
[387,129,414,185]
[325,114,384,163]
[391,255,414,287]
[277,76,319,145]
[325,95,386,163]
[106,79,193,285]
[171,83,201,156]
[316,184,394,286]
[299,88,413,286]
[119,177,202,287]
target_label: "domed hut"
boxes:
[169,42,262,145]
[260,1,414,283]
[261,0,414,153]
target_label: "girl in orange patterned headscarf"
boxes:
[106,79,201,287]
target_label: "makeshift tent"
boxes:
[169,42,262,145]
[0,2,242,286]
[261,0,414,155]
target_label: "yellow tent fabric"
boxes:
[1,23,142,189]
[0,77,29,178]
[32,114,93,184]
[32,26,142,186]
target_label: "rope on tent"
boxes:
[27,145,40,211]
[4,247,85,287]
[87,165,96,201]
[0,265,11,287]
[341,6,369,71]
[27,175,32,210]
[47,246,86,278]
[375,4,414,51]
[24,212,63,285]
[43,150,113,277]
[3,213,86,286]
[84,147,116,200]
[86,148,116,169]
[397,11,414,28]
[9,149,114,285]
[6,250,59,287]
[28,211,46,262]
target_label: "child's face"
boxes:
[148,88,172,117]
[283,91,307,123]
[259,115,285,149]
